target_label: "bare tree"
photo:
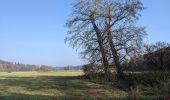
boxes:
[101,0,146,76]
[65,0,110,78]
[65,0,146,79]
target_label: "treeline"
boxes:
[0,60,82,72]
[128,42,170,71]
[63,65,82,70]
[0,60,34,72]
[0,60,54,72]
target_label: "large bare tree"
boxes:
[65,0,146,78]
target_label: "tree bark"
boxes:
[90,14,109,79]
[106,7,123,77]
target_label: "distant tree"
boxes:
[0,60,50,72]
[37,65,52,72]
[0,64,4,72]
[144,42,170,70]
[6,63,14,73]
[144,42,170,53]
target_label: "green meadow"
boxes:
[0,72,127,100]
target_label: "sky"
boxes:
[0,0,169,67]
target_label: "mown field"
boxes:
[0,71,127,100]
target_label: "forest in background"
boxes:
[0,60,82,72]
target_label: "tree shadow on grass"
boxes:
[0,92,126,100]
[0,93,90,100]
[0,76,127,100]
[0,76,91,90]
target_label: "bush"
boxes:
[126,71,169,87]
[82,63,116,81]
[128,85,141,100]
[158,82,170,99]
[82,63,104,79]
[116,71,170,100]
[115,71,169,93]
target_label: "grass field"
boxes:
[0,71,127,100]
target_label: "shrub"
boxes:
[126,71,169,87]
[158,82,170,99]
[128,85,141,100]
[82,64,105,79]
[82,63,116,81]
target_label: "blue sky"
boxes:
[0,0,169,66]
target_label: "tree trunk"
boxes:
[107,8,123,78]
[90,14,109,79]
